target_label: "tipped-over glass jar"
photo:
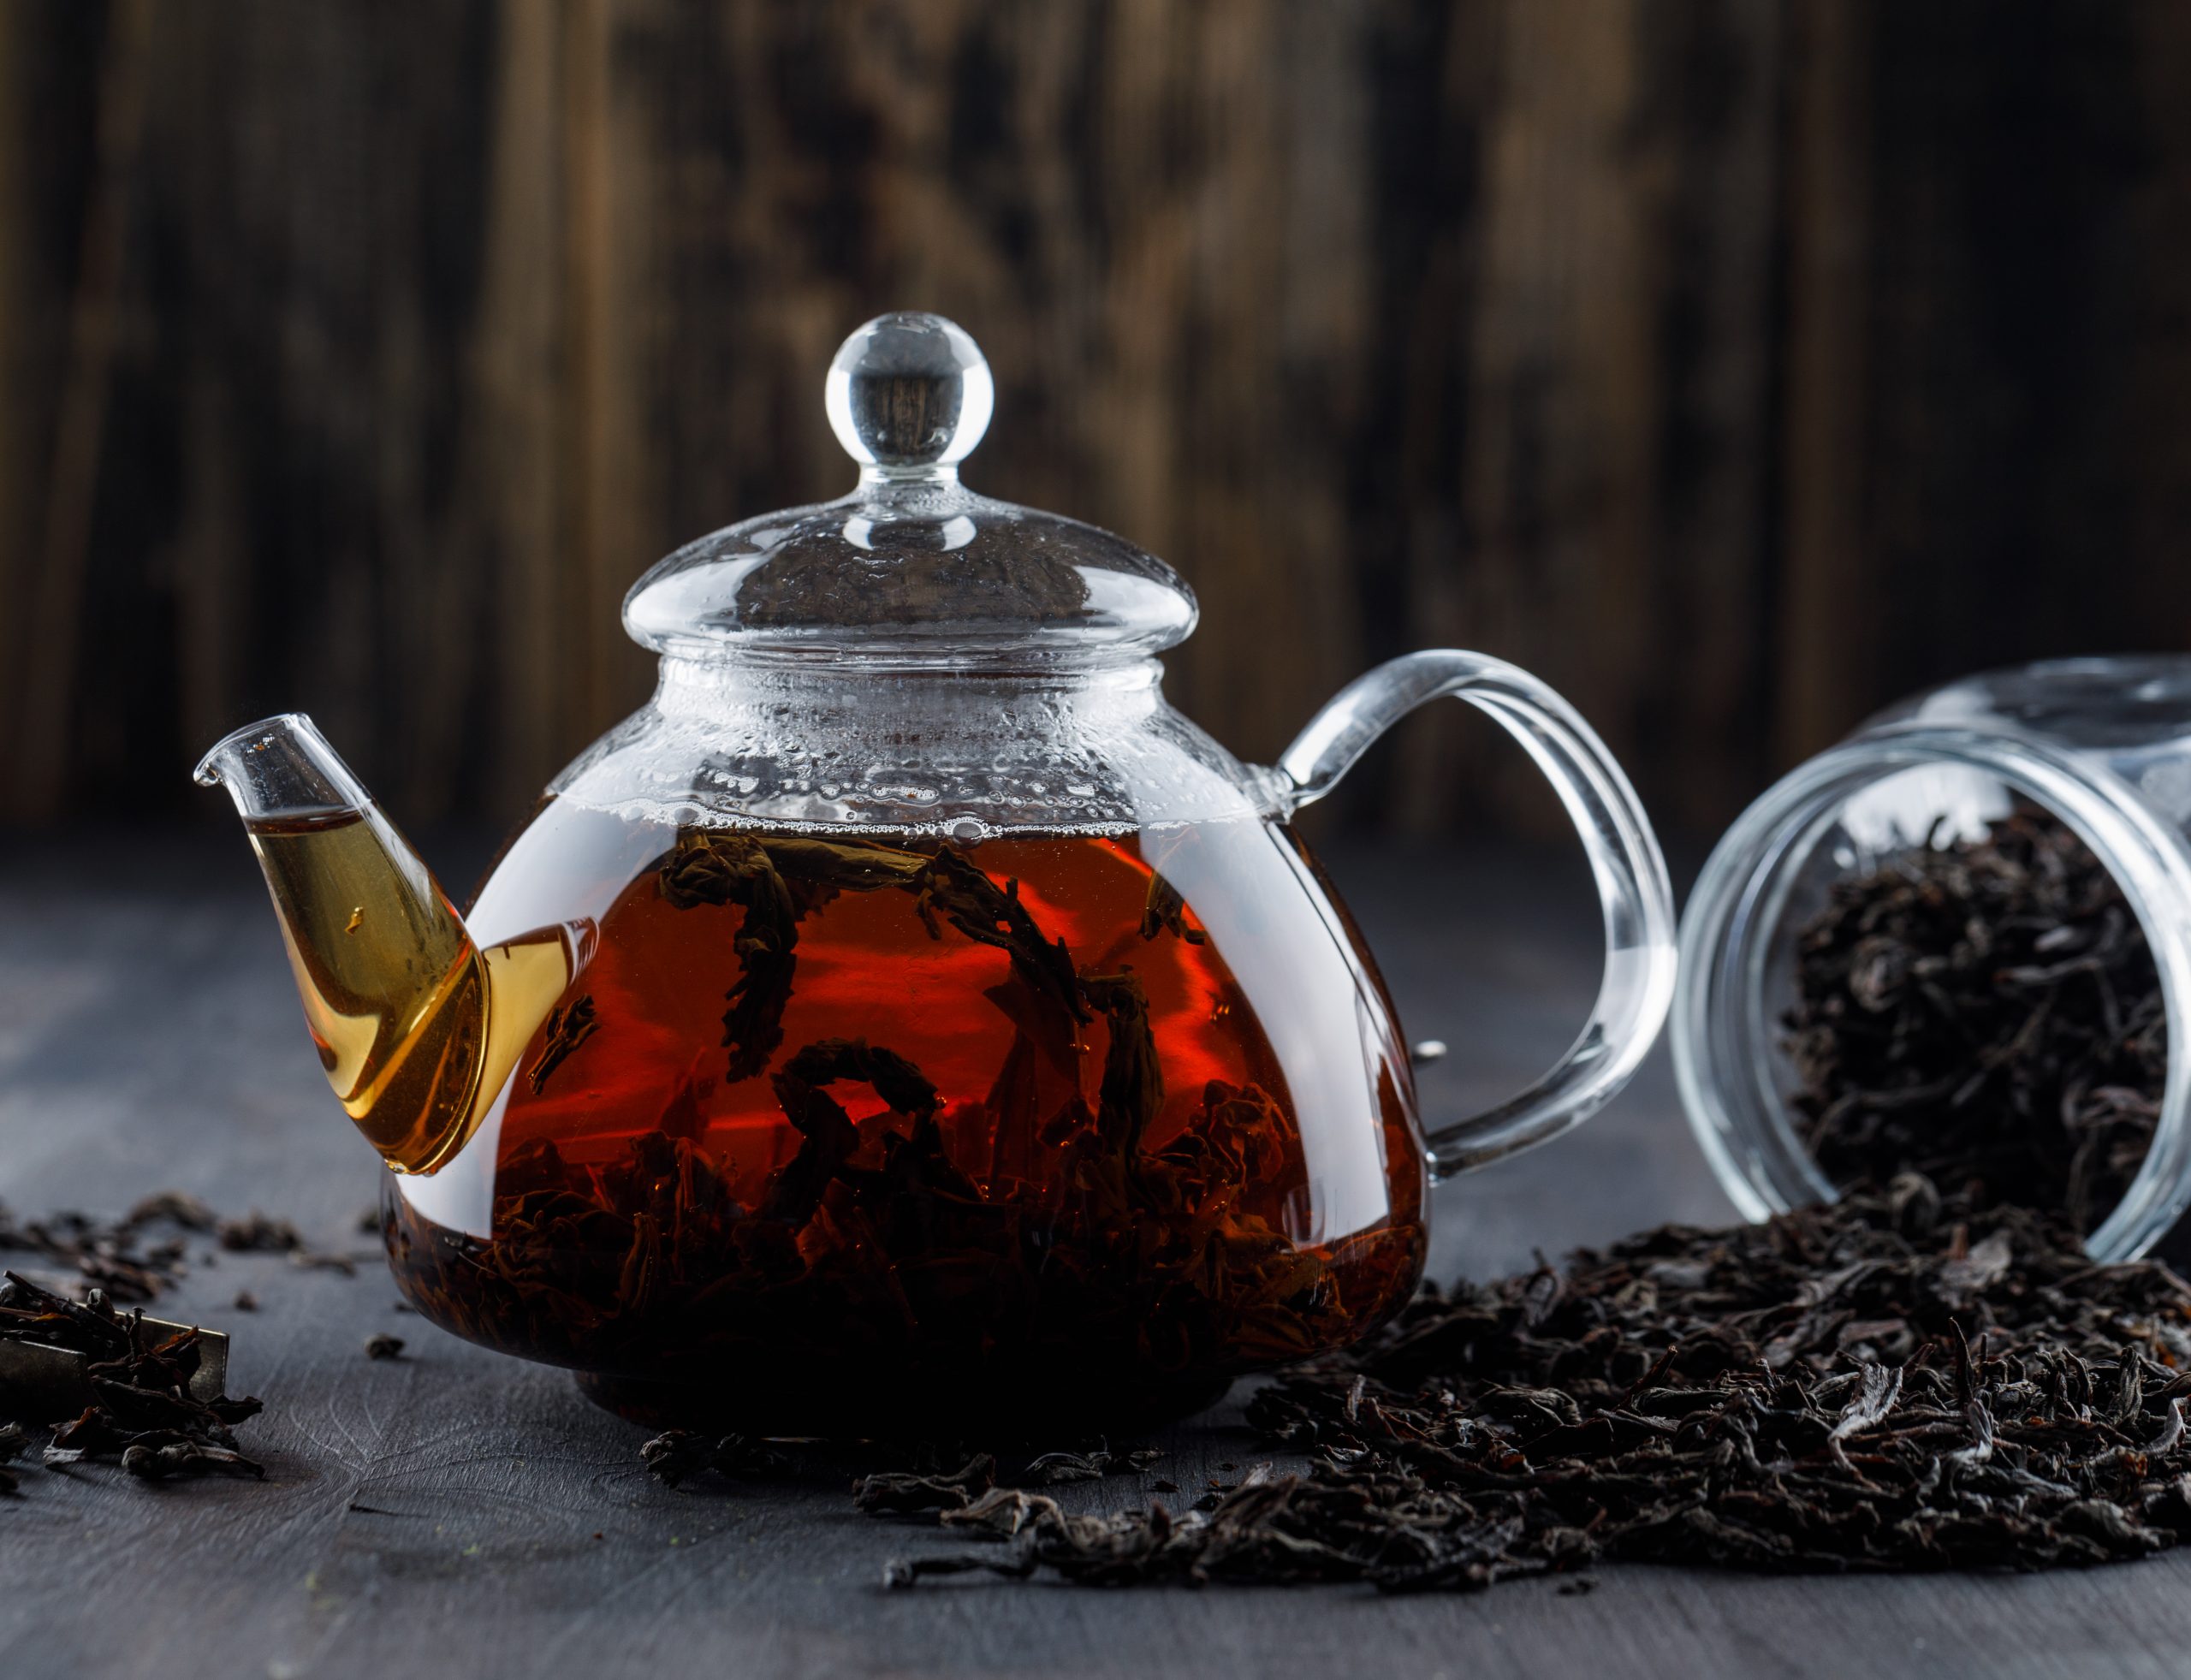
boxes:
[1676,656,2191,1261]
[199,312,1677,1433]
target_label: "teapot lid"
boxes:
[624,313,1197,664]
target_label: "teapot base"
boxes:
[573,1368,1237,1440]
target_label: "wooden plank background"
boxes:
[3,0,2188,837]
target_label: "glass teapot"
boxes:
[196,313,1677,1431]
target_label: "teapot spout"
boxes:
[194,715,578,1174]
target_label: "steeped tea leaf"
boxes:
[660,834,805,1080]
[911,848,1090,1029]
[1141,873,1207,945]
[526,994,598,1094]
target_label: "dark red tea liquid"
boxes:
[383,818,1428,1434]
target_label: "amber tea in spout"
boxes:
[248,810,578,1173]
[382,814,1430,1433]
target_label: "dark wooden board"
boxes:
[3,832,2183,1680]
[10,1,2191,840]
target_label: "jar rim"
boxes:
[1673,721,2191,1262]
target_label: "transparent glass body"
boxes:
[1676,656,2191,1261]
[386,792,1428,1430]
[198,313,1677,1430]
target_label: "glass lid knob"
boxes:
[622,306,1196,660]
[824,312,995,473]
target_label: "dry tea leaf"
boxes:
[877,1181,2191,1589]
[1785,811,2165,1232]
[638,1429,792,1487]
[2,1270,265,1484]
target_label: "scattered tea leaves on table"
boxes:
[638,1429,794,1487]
[878,1180,2191,1589]
[0,1191,370,1495]
[126,1191,217,1232]
[218,1212,302,1254]
[0,1196,208,1303]
[1024,1446,1161,1486]
[2,1270,265,1482]
[853,1454,998,1514]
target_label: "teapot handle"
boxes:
[1274,650,1677,1179]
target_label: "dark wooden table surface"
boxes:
[3,830,2184,1680]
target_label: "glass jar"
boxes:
[1674,656,2191,1260]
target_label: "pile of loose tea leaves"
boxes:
[0,1190,367,1303]
[864,1178,2191,1588]
[0,1270,265,1482]
[0,1192,367,1491]
[1784,810,2166,1232]
[0,1191,216,1304]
